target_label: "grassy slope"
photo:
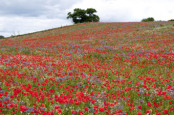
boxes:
[0,22,174,114]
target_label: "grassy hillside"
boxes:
[0,22,174,115]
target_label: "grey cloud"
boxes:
[0,0,81,17]
[0,0,46,17]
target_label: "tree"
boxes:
[67,8,99,24]
[141,17,155,22]
[0,35,5,39]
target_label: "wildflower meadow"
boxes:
[0,22,174,115]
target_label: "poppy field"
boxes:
[0,22,174,115]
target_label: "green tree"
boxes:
[0,35,5,39]
[67,8,100,24]
[141,17,155,22]
[86,8,100,22]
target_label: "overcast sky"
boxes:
[0,0,174,37]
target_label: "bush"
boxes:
[141,17,155,22]
[168,19,174,21]
[0,35,5,39]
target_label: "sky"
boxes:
[0,0,174,37]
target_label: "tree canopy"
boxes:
[67,8,100,24]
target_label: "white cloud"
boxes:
[69,0,174,22]
[0,0,174,37]
[0,16,72,37]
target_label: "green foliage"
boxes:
[86,8,100,22]
[0,35,5,39]
[168,19,174,21]
[67,8,100,24]
[141,17,155,22]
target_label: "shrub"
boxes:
[168,19,174,21]
[141,17,155,22]
[0,35,5,39]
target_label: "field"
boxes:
[0,22,174,115]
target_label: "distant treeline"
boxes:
[142,17,174,22]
